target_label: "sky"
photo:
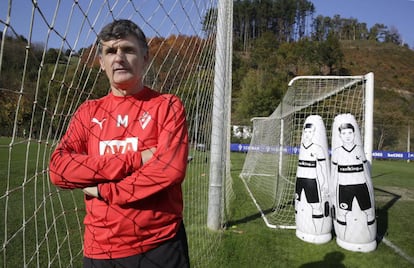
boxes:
[311,0,414,48]
[0,0,208,50]
[1,0,413,49]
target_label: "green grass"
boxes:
[0,138,221,267]
[1,137,413,267]
[210,154,414,267]
[0,138,85,267]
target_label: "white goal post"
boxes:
[240,72,374,229]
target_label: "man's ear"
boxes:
[144,52,150,65]
[99,55,105,71]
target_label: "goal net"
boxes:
[0,0,233,267]
[240,73,374,229]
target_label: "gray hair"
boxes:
[97,19,148,55]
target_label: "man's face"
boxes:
[339,128,355,143]
[99,35,148,95]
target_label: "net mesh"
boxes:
[0,0,233,267]
[240,75,370,228]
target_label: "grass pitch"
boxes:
[1,137,413,267]
[212,153,414,268]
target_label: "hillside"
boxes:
[341,40,414,151]
[341,40,414,97]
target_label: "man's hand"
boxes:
[128,147,157,172]
[141,147,156,164]
[83,186,99,198]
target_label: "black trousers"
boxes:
[83,222,190,268]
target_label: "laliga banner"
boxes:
[230,144,414,161]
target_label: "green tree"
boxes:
[384,26,402,45]
[250,31,279,70]
[233,0,315,50]
[202,8,217,37]
[369,23,387,42]
[312,15,332,41]
[277,38,319,76]
[234,69,283,124]
[44,48,60,64]
[317,32,343,74]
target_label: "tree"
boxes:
[233,0,315,50]
[202,8,217,38]
[369,23,387,42]
[317,32,343,74]
[44,48,59,64]
[277,38,319,76]
[295,0,315,39]
[385,26,402,45]
[250,31,279,69]
[312,15,331,41]
[234,69,283,123]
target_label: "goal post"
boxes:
[207,0,233,231]
[364,72,374,164]
[240,73,374,229]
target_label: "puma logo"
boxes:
[92,118,106,129]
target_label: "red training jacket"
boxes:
[49,87,189,259]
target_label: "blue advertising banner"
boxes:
[230,143,414,161]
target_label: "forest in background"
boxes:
[0,0,412,151]
[229,0,413,152]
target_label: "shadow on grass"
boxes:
[226,198,295,227]
[226,208,274,226]
[374,187,401,244]
[372,172,392,179]
[299,251,346,268]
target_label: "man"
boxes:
[49,19,190,267]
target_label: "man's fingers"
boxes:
[83,186,99,197]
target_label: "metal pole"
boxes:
[207,0,231,230]
[364,72,374,165]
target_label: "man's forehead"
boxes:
[100,36,137,48]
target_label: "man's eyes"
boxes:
[104,47,136,54]
[105,48,117,54]
[124,48,137,54]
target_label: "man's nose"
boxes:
[114,49,126,60]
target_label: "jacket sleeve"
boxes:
[98,95,189,205]
[49,103,141,189]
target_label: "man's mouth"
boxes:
[113,65,130,72]
[114,68,127,72]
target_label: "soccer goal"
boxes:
[0,0,233,267]
[240,73,374,229]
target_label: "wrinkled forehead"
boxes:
[98,35,148,55]
[99,37,147,56]
[100,35,137,46]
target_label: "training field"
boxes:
[0,137,413,267]
[213,153,414,267]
